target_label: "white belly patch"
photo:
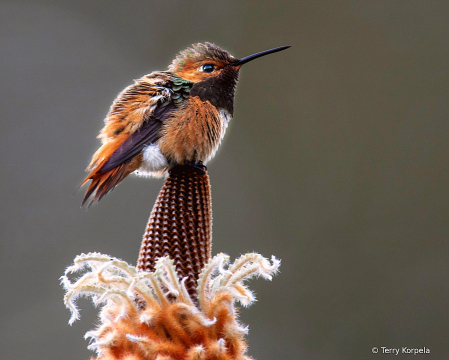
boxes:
[134,143,168,178]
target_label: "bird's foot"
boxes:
[170,161,207,175]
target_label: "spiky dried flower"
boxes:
[61,252,280,360]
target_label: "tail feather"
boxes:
[81,162,132,206]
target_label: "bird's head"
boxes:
[168,42,290,114]
[168,42,237,82]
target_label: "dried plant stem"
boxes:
[137,165,212,298]
[63,166,281,360]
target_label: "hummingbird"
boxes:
[81,42,290,205]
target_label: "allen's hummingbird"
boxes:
[81,43,290,205]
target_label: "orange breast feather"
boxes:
[159,97,222,164]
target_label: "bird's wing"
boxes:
[86,72,174,171]
[99,100,175,172]
[80,72,191,205]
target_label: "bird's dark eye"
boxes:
[202,64,215,73]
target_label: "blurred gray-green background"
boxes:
[1,1,448,359]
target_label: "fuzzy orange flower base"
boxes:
[62,252,280,360]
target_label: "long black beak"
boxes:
[231,45,290,66]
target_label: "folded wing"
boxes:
[81,73,179,206]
